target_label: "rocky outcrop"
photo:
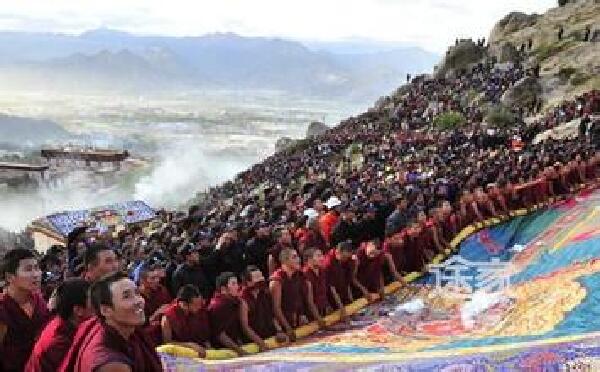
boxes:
[306,121,329,137]
[501,76,542,110]
[492,42,522,63]
[533,117,581,144]
[435,40,487,79]
[489,12,540,44]
[487,0,600,108]
[275,137,295,152]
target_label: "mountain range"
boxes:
[0,29,439,99]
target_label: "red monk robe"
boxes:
[59,317,162,372]
[270,268,304,328]
[207,293,244,347]
[535,177,550,204]
[25,316,75,372]
[355,246,385,294]
[267,243,296,274]
[240,284,278,339]
[384,231,407,273]
[0,291,50,372]
[141,285,171,345]
[403,228,428,273]
[442,213,460,243]
[142,285,172,320]
[322,249,354,307]
[302,265,328,318]
[163,301,211,345]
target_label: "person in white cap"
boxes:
[319,196,342,247]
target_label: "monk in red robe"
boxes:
[0,248,50,372]
[26,279,92,372]
[240,266,288,351]
[270,248,306,342]
[161,284,210,357]
[354,240,385,299]
[322,241,355,312]
[474,187,497,218]
[267,228,296,275]
[458,189,483,226]
[302,248,329,321]
[139,262,171,345]
[383,231,407,273]
[403,222,430,273]
[356,240,403,300]
[208,272,247,356]
[139,263,171,321]
[487,183,509,216]
[59,272,162,372]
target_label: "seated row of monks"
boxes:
[384,156,599,276]
[143,242,403,356]
[1,240,401,372]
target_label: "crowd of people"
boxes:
[1,55,599,371]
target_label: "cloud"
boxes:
[0,0,556,52]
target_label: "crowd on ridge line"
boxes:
[0,59,600,370]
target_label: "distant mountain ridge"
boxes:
[0,29,439,98]
[0,114,73,147]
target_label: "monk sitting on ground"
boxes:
[26,279,92,372]
[59,272,162,372]
[0,248,50,372]
[322,241,356,314]
[240,265,288,350]
[161,284,211,357]
[302,248,329,325]
[208,272,247,356]
[270,248,306,342]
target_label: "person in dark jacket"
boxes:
[385,198,410,237]
[330,206,357,247]
[171,243,212,299]
[245,223,273,276]
[214,231,246,276]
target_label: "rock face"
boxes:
[487,0,600,108]
[275,122,329,152]
[306,121,329,137]
[275,137,295,152]
[435,40,487,79]
[489,12,540,44]
[493,42,522,63]
[533,117,581,144]
[501,76,542,109]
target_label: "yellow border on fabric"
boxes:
[158,204,549,361]
[196,330,600,365]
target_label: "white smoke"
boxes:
[0,142,262,232]
[0,170,132,232]
[133,139,255,207]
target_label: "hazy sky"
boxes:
[0,0,556,52]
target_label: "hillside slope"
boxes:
[488,0,600,107]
